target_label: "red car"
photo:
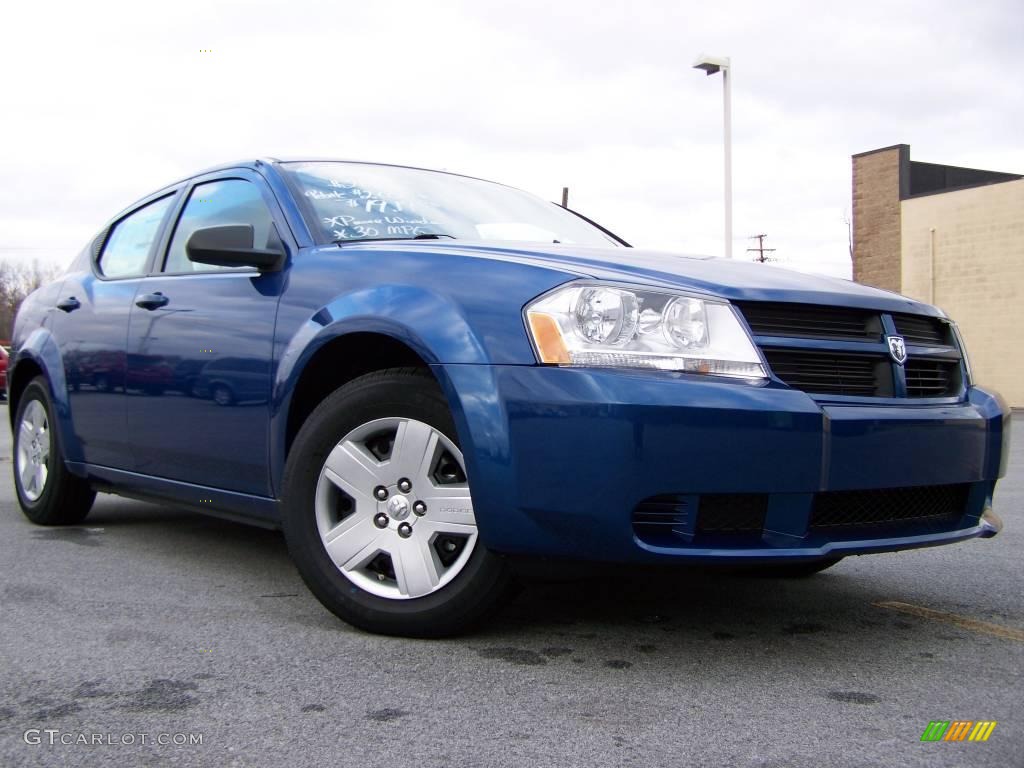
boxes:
[0,345,8,397]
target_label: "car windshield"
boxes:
[282,162,622,247]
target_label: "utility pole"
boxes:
[747,233,776,263]
[561,187,569,208]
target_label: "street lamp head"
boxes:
[693,54,730,76]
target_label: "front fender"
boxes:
[9,328,83,468]
[275,283,491,392]
[270,284,495,493]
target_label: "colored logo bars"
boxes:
[921,721,997,742]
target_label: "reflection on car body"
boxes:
[192,357,269,406]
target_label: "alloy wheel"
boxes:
[17,400,50,502]
[314,417,478,600]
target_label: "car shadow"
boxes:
[65,494,946,668]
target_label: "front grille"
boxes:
[762,350,890,397]
[697,494,768,534]
[738,302,877,340]
[738,302,963,401]
[905,359,959,398]
[632,495,689,540]
[811,484,969,529]
[893,314,948,346]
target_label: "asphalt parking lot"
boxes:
[1,405,1021,768]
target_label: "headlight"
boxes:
[525,282,766,380]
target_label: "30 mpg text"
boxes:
[324,215,442,240]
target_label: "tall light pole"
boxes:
[693,54,732,259]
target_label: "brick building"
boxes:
[852,144,1024,406]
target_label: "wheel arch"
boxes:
[270,281,502,497]
[273,329,453,494]
[7,329,83,469]
[7,358,43,430]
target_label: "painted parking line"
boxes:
[874,601,1024,643]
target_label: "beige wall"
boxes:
[901,179,1024,406]
[853,147,903,292]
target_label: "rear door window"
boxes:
[98,195,174,278]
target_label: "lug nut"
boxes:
[397,478,412,493]
[413,500,427,516]
[397,522,413,538]
[373,512,389,529]
[374,486,389,501]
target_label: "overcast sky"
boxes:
[2,0,1022,278]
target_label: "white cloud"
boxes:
[1,0,1021,280]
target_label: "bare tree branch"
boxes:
[0,259,63,342]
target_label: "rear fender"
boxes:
[10,328,83,470]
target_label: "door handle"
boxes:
[56,297,81,312]
[135,292,169,310]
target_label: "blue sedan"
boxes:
[8,160,1009,636]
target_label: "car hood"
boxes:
[354,241,942,316]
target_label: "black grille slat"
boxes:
[811,484,969,529]
[738,302,876,340]
[632,495,689,541]
[905,359,958,397]
[893,314,949,346]
[762,350,886,396]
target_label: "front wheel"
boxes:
[282,368,512,637]
[13,377,96,525]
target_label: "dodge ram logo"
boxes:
[887,335,907,365]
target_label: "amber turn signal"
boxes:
[527,312,570,364]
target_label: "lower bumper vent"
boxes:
[631,493,769,543]
[811,484,969,529]
[696,494,769,534]
[632,495,689,541]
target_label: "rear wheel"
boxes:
[282,368,512,637]
[13,377,95,525]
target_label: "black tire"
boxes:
[13,377,96,525]
[282,367,512,637]
[743,557,844,578]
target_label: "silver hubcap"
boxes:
[315,417,478,600]
[17,400,50,502]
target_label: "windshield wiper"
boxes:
[334,233,456,246]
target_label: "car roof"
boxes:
[181,158,513,190]
[109,159,522,231]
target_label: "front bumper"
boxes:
[437,364,1010,563]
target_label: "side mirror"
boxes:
[185,225,284,271]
